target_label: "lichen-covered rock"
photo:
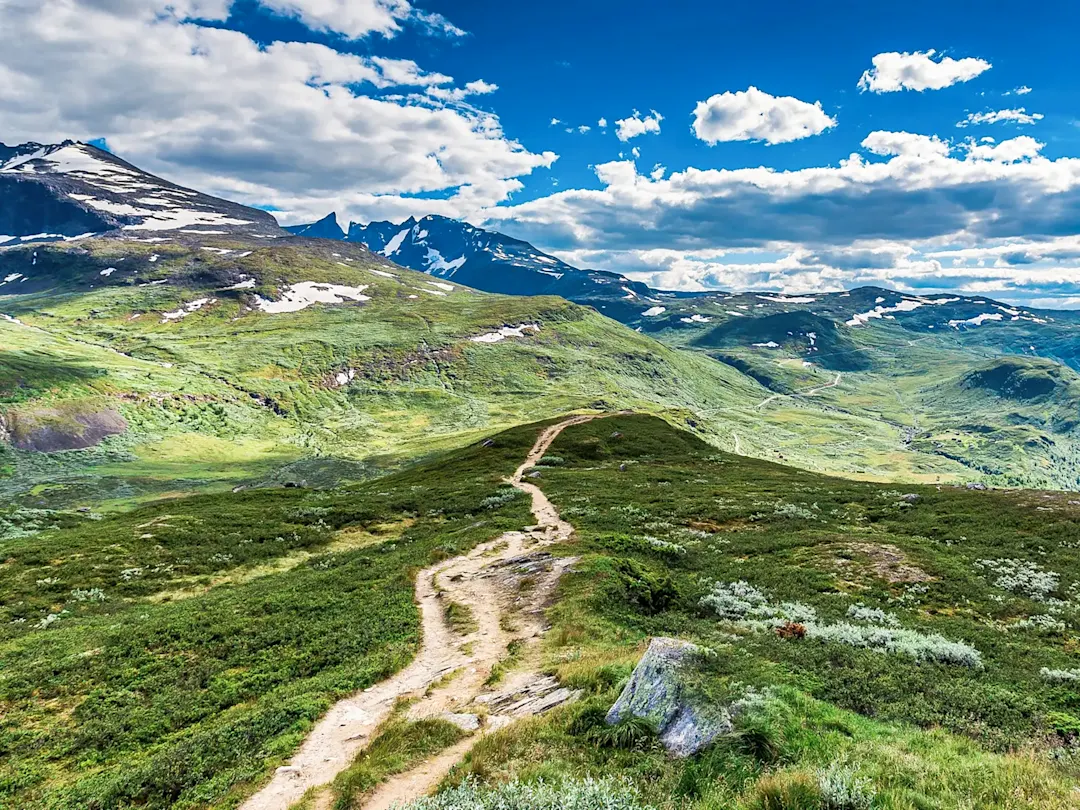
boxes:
[605,637,732,757]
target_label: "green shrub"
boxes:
[747,771,822,810]
[612,559,678,615]
[402,776,651,809]
[585,716,657,752]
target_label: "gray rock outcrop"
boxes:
[605,637,733,757]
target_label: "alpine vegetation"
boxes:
[1040,667,1080,683]
[397,776,652,810]
[816,763,876,810]
[701,580,982,667]
[699,580,818,625]
[846,603,900,626]
[974,558,1062,602]
[804,622,983,668]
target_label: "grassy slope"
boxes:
[7,415,1080,808]
[4,237,1079,513]
[696,318,1080,490]
[0,237,764,507]
[440,415,1080,809]
[0,421,544,809]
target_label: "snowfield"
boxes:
[469,324,541,343]
[255,282,370,314]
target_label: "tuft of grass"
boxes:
[331,717,466,810]
[485,638,525,687]
[444,600,479,636]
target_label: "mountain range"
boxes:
[3,140,1080,499]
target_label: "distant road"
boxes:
[756,372,842,409]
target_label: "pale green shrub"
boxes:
[396,776,651,810]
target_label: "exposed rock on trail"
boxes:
[241,413,608,810]
[606,637,734,758]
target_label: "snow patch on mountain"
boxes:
[949,313,1004,329]
[255,282,370,314]
[381,229,410,256]
[758,295,818,304]
[425,247,466,274]
[846,298,926,326]
[469,324,541,343]
[161,297,215,322]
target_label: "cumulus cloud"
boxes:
[549,237,1080,307]
[484,133,1080,258]
[598,117,608,128]
[962,135,1044,162]
[957,108,1044,127]
[858,49,991,93]
[691,87,836,145]
[861,131,950,158]
[0,0,555,225]
[615,110,663,141]
[259,0,465,40]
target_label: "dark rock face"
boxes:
[605,637,733,757]
[0,176,115,237]
[5,405,127,452]
[285,212,345,240]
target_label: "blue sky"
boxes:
[3,0,1080,304]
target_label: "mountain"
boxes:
[0,233,771,507]
[285,212,345,240]
[292,212,658,312]
[0,140,284,244]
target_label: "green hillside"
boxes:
[4,238,1080,511]
[0,236,765,507]
[4,415,1080,809]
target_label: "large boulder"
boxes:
[605,637,733,757]
[4,403,127,452]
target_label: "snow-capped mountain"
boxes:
[289,213,656,305]
[0,141,284,245]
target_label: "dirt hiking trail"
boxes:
[241,414,608,810]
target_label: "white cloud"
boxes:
[550,118,562,126]
[549,238,1080,307]
[615,110,662,141]
[1014,85,1033,95]
[631,146,641,159]
[861,131,950,158]
[0,0,555,225]
[484,133,1080,258]
[424,78,498,105]
[962,135,1044,162]
[957,108,1044,127]
[691,86,836,145]
[577,125,591,134]
[858,49,991,93]
[598,117,608,128]
[259,0,466,40]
